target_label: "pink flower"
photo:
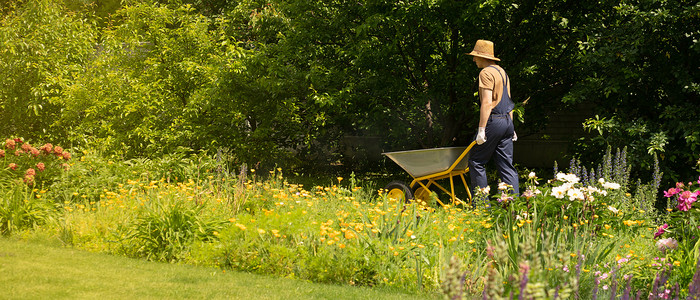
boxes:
[40,143,53,154]
[677,190,698,211]
[4,139,14,149]
[30,147,40,157]
[8,163,17,170]
[62,151,71,160]
[0,149,4,158]
[654,224,669,239]
[656,238,678,253]
[664,187,681,198]
[24,174,34,185]
[697,176,700,185]
[25,168,36,176]
[36,162,45,171]
[20,143,31,152]
[53,146,63,155]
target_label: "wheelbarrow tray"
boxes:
[383,146,470,178]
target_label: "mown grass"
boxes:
[0,238,438,300]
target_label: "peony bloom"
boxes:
[552,186,567,199]
[5,139,16,149]
[654,224,669,239]
[602,182,621,190]
[36,162,45,171]
[567,188,585,201]
[556,173,580,184]
[677,190,698,211]
[8,163,18,170]
[656,238,678,253]
[40,143,53,154]
[24,174,35,185]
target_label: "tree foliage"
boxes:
[0,0,697,180]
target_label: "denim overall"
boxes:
[468,66,520,195]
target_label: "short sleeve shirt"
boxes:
[478,65,511,109]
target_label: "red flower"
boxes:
[14,137,23,144]
[5,139,15,150]
[25,168,36,176]
[36,162,45,171]
[8,163,18,170]
[62,151,71,160]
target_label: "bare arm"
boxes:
[478,87,493,128]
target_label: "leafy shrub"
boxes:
[119,199,226,262]
[0,181,54,235]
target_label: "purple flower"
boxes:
[654,224,669,239]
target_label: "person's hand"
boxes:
[476,127,487,145]
[512,131,518,142]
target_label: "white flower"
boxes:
[528,172,536,179]
[602,182,621,190]
[567,188,585,201]
[498,182,509,191]
[607,206,619,214]
[479,186,491,194]
[598,178,606,184]
[556,173,580,183]
[552,186,567,199]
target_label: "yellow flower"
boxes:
[339,243,346,249]
[344,231,356,240]
[467,239,475,244]
[337,177,343,183]
[393,251,399,256]
[235,223,247,231]
[604,224,611,230]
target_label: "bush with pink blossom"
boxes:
[1,137,72,187]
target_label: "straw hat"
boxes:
[467,39,500,61]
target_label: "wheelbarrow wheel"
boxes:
[384,181,413,202]
[412,185,433,205]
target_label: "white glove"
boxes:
[512,131,518,142]
[476,127,487,145]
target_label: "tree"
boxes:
[0,0,97,141]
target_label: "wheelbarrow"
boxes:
[382,141,477,207]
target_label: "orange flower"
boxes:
[36,162,45,171]
[5,139,16,149]
[25,168,36,176]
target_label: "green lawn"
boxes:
[0,238,437,300]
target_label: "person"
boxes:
[466,39,519,195]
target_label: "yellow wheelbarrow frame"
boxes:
[383,141,477,207]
